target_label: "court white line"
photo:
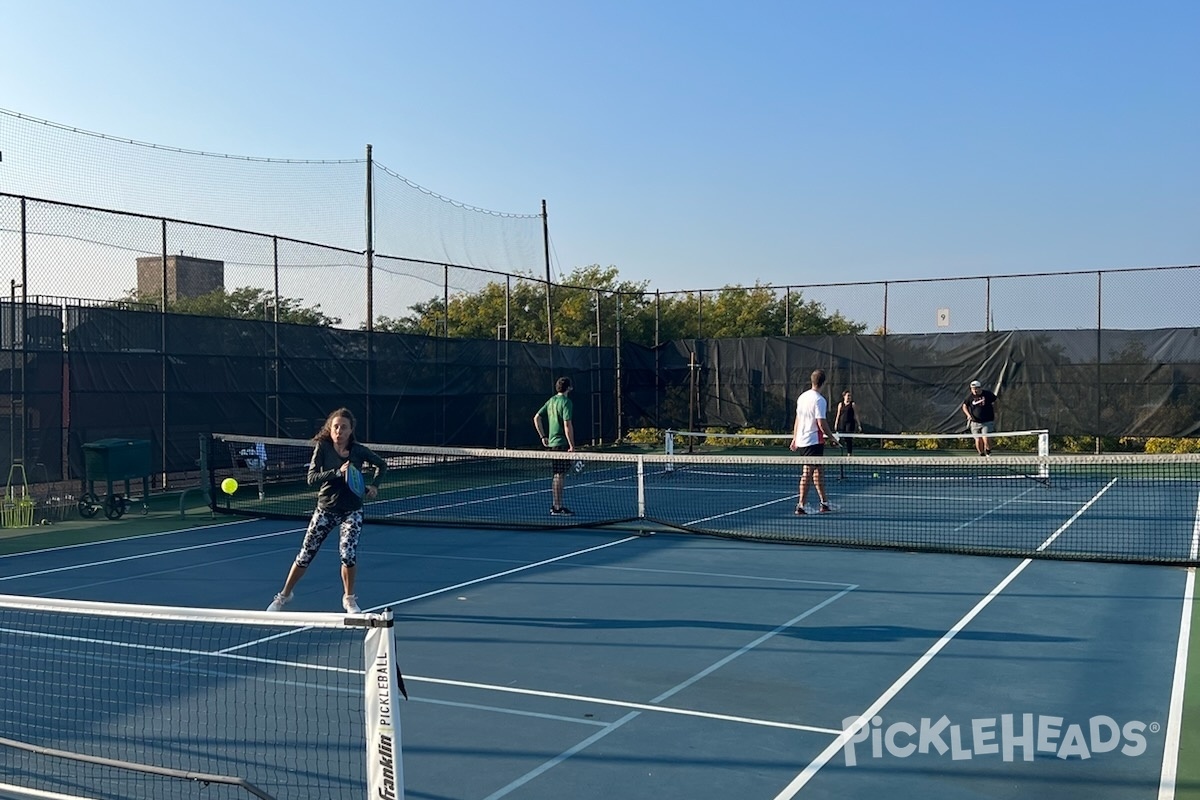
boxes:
[410,674,842,735]
[362,535,644,609]
[379,474,631,517]
[1159,567,1195,800]
[0,527,304,582]
[383,486,545,516]
[481,712,641,800]
[0,779,102,800]
[482,584,856,799]
[218,535,649,653]
[679,481,1078,528]
[771,476,1120,799]
[1157,487,1200,799]
[416,695,613,727]
[47,547,281,597]
[364,547,847,587]
[685,495,797,525]
[578,564,856,589]
[952,484,1038,532]
[0,517,260,561]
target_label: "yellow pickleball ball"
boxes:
[221,477,239,495]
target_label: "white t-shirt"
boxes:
[792,389,827,447]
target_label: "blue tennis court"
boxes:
[2,502,1194,799]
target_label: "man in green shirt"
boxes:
[533,376,576,516]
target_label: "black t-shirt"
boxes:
[836,401,857,433]
[964,390,997,423]
[307,440,387,512]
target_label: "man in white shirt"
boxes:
[789,369,839,514]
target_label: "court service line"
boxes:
[953,484,1038,532]
[684,483,1042,527]
[416,695,612,728]
[578,564,856,589]
[0,517,260,562]
[1156,487,1200,799]
[481,585,856,799]
[382,474,630,517]
[365,535,644,609]
[410,674,842,735]
[385,486,545,516]
[771,476,1120,799]
[481,711,642,800]
[685,495,797,525]
[223,535,646,653]
[0,526,304,582]
[383,549,856,589]
[49,547,283,597]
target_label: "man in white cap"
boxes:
[962,380,998,456]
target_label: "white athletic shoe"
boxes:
[266,592,292,612]
[343,594,361,613]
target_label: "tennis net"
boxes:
[665,428,1051,456]
[205,433,1200,565]
[0,596,403,800]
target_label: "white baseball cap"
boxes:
[970,380,982,388]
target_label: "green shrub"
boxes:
[733,427,779,447]
[623,428,665,445]
[1050,436,1200,454]
[1145,437,1200,454]
[1055,436,1095,453]
[690,426,785,447]
[1002,434,1041,453]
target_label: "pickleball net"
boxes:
[0,595,402,800]
[205,433,1200,565]
[665,428,1051,457]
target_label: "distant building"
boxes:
[135,255,224,302]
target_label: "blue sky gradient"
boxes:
[1,0,1196,294]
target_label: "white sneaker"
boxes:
[343,594,361,613]
[266,592,292,612]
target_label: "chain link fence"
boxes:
[3,190,1198,498]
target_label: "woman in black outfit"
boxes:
[834,390,862,455]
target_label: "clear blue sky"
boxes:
[1,0,1196,294]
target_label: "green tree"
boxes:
[123,286,341,326]
[784,289,865,335]
[370,271,867,345]
[373,265,654,345]
[655,283,867,340]
[549,265,654,346]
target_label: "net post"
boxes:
[179,433,214,518]
[664,429,675,472]
[636,456,646,518]
[1037,429,1050,480]
[364,607,404,800]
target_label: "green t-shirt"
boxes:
[538,394,573,447]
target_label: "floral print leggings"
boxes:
[295,506,362,568]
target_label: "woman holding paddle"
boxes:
[266,407,386,614]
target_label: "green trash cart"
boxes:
[79,438,151,520]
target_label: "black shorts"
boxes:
[549,445,570,475]
[795,444,825,457]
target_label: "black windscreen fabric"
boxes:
[10,302,1200,481]
[621,329,1200,438]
